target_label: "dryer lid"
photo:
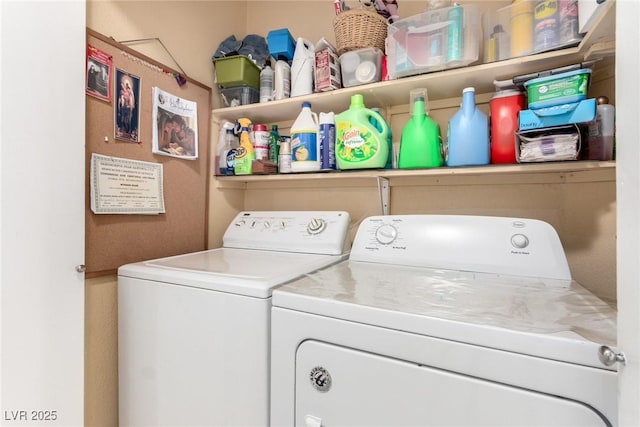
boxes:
[272,260,617,369]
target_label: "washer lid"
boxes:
[118,248,347,298]
[272,260,618,369]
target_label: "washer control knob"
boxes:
[263,221,271,229]
[375,224,398,245]
[307,218,327,235]
[511,233,529,249]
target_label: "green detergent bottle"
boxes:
[336,94,389,170]
[398,88,443,169]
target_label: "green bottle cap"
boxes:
[350,94,365,108]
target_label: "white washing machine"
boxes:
[270,215,618,427]
[118,211,350,427]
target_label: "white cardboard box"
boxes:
[314,38,341,92]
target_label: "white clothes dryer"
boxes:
[270,215,618,427]
[118,211,350,427]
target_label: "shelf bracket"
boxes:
[377,177,390,216]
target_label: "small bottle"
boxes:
[278,138,292,173]
[219,128,238,175]
[215,120,234,175]
[274,60,291,100]
[587,96,615,161]
[253,124,270,160]
[269,125,280,165]
[260,64,273,103]
[491,25,510,61]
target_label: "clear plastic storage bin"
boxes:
[219,86,259,107]
[483,0,584,63]
[386,4,481,79]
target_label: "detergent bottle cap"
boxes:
[350,94,365,108]
[410,88,429,116]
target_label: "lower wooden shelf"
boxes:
[214,160,616,189]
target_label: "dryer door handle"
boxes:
[598,345,626,366]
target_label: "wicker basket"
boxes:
[334,8,389,56]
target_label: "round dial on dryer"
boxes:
[307,218,327,235]
[375,224,398,245]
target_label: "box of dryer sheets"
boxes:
[315,38,342,92]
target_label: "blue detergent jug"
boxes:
[446,87,489,166]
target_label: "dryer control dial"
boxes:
[307,218,327,235]
[375,224,398,245]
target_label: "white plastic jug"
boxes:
[291,102,320,172]
[290,37,315,97]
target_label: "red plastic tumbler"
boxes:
[490,89,526,164]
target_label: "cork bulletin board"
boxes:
[85,28,211,277]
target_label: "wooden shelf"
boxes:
[214,161,616,188]
[211,0,615,125]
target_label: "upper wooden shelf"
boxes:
[211,0,615,125]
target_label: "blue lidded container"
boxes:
[524,68,591,110]
[267,28,296,62]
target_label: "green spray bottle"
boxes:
[398,88,443,169]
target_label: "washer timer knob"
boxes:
[307,218,327,235]
[375,224,398,245]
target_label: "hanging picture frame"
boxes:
[114,69,141,143]
[86,44,112,101]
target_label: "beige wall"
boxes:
[86,1,616,425]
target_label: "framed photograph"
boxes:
[115,69,141,143]
[86,44,112,101]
